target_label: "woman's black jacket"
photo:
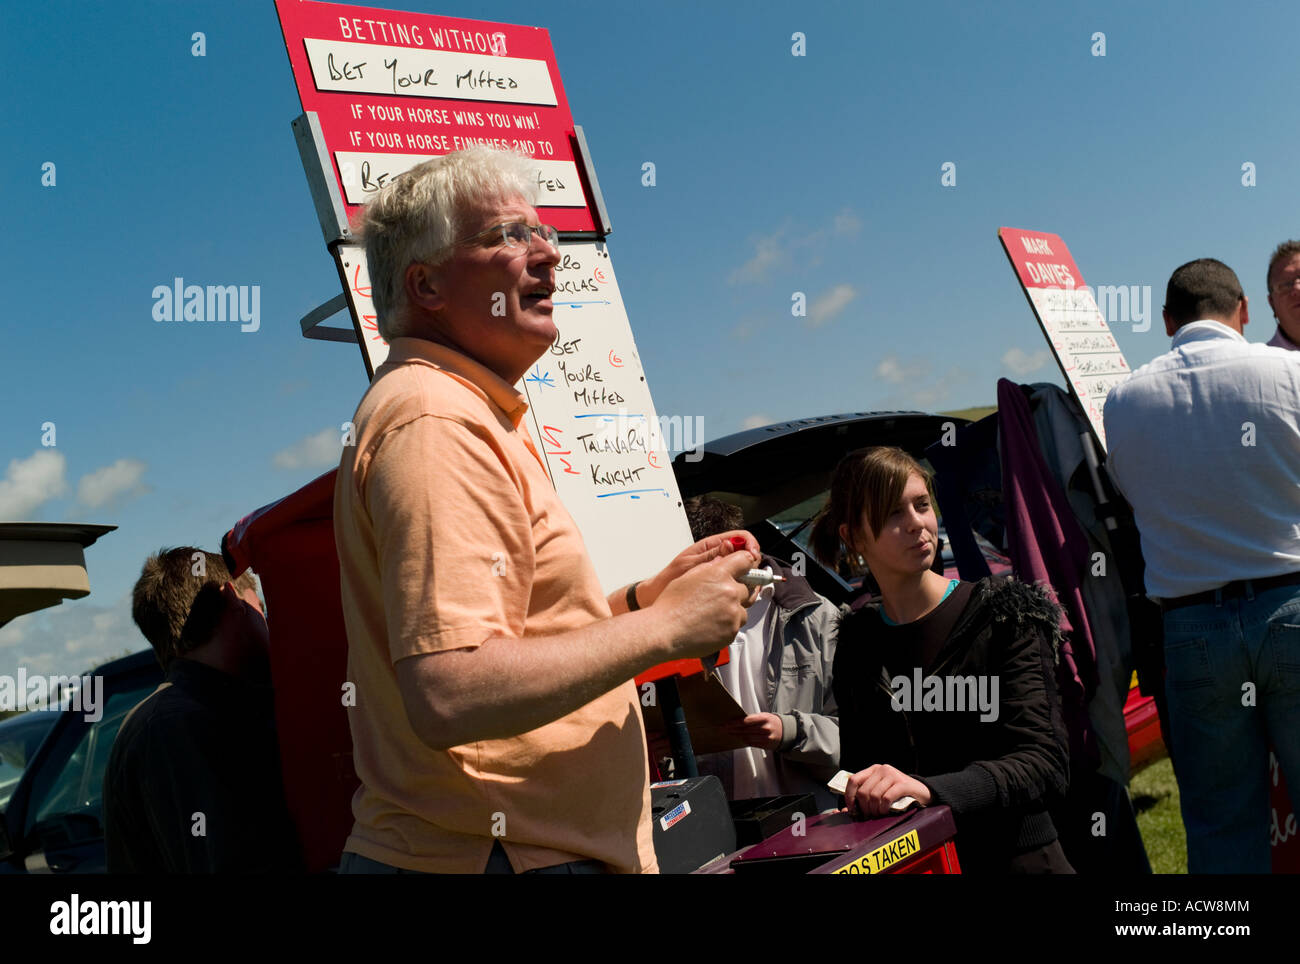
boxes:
[833,576,1071,874]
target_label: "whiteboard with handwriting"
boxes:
[335,240,694,593]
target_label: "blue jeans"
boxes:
[1162,583,1300,873]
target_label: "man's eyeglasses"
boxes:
[453,221,560,251]
[1270,276,1300,296]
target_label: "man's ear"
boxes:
[1163,308,1177,337]
[1238,294,1249,330]
[405,261,446,314]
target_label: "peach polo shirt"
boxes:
[333,337,657,873]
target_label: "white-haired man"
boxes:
[334,147,758,874]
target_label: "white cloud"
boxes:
[1002,347,1052,376]
[874,355,931,385]
[728,208,861,285]
[728,232,785,285]
[902,384,947,409]
[273,427,344,471]
[0,593,142,681]
[741,414,773,430]
[0,450,68,520]
[833,208,862,235]
[76,459,149,510]
[874,365,971,411]
[876,358,905,383]
[807,284,858,328]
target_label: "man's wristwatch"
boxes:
[626,581,642,612]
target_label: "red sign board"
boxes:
[999,227,1085,291]
[275,0,595,231]
[998,227,1131,450]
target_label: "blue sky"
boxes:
[3,0,1298,678]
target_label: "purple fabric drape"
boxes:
[997,378,1099,763]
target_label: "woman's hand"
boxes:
[723,712,783,749]
[843,764,932,817]
[638,530,761,607]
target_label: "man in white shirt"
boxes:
[1266,240,1300,351]
[1103,257,1300,873]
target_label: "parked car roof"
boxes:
[671,411,979,604]
[672,411,964,523]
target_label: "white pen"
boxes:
[739,567,786,588]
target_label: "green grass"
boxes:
[939,405,997,423]
[1131,756,1188,874]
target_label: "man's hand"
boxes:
[842,764,932,817]
[724,712,783,749]
[637,530,761,607]
[651,550,757,660]
[395,543,757,752]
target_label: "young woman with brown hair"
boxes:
[810,446,1074,874]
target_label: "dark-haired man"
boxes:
[1102,258,1300,873]
[1265,240,1300,350]
[683,497,840,810]
[104,547,300,872]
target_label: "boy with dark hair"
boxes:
[131,548,258,670]
[685,497,841,809]
[104,547,301,873]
